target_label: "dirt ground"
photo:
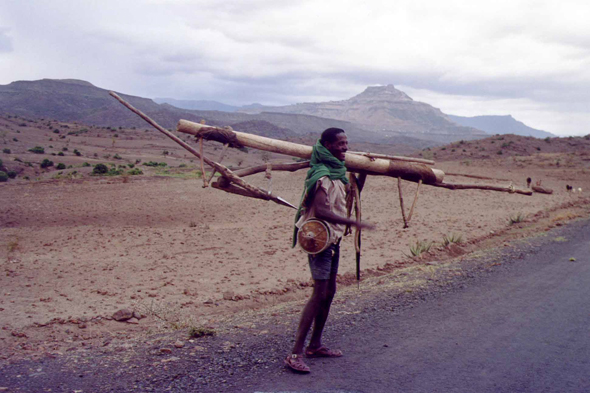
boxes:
[1,115,590,362]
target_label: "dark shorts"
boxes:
[308,242,340,280]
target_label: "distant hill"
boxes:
[238,84,487,143]
[0,79,433,152]
[447,114,555,138]
[154,97,239,112]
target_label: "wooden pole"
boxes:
[177,120,445,185]
[398,177,409,228]
[109,92,297,208]
[348,151,435,165]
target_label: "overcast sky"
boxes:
[1,0,589,136]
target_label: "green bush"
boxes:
[92,163,109,174]
[74,149,81,156]
[2,148,10,154]
[40,159,54,168]
[82,162,91,167]
[113,154,122,160]
[56,163,66,170]
[28,146,45,154]
[0,171,7,182]
[58,151,64,156]
[127,163,135,168]
[128,168,143,176]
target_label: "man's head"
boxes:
[320,128,348,161]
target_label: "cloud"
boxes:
[0,0,589,135]
[0,28,13,52]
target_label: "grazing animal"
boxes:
[578,188,583,193]
[526,177,532,188]
[566,184,573,192]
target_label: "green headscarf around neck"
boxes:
[292,139,349,247]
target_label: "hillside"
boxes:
[0,79,434,151]
[448,114,555,138]
[238,84,487,142]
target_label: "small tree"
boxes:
[40,159,54,168]
[92,163,109,175]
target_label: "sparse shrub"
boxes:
[113,154,122,160]
[62,147,68,151]
[58,151,64,156]
[74,149,81,156]
[441,147,446,150]
[82,162,91,167]
[28,146,45,154]
[7,171,16,179]
[178,163,187,168]
[508,212,525,225]
[158,162,167,167]
[53,129,60,134]
[497,150,503,155]
[127,163,135,168]
[0,171,7,182]
[409,240,433,257]
[92,163,109,175]
[188,326,216,338]
[127,168,143,176]
[13,138,17,142]
[107,168,124,176]
[56,163,66,170]
[544,137,551,143]
[113,134,118,138]
[189,221,197,228]
[443,233,463,246]
[2,148,10,154]
[536,147,541,151]
[163,150,169,155]
[40,159,54,168]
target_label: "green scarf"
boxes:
[292,140,349,247]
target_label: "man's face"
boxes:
[325,133,348,161]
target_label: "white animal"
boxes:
[578,188,583,193]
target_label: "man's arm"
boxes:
[313,187,374,229]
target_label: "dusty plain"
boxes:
[1,115,590,362]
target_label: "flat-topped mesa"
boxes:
[176,119,445,185]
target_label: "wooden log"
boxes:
[177,120,445,185]
[532,185,553,194]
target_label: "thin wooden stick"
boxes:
[433,182,533,195]
[398,177,408,228]
[445,172,510,181]
[109,91,295,208]
[207,143,229,183]
[233,161,309,177]
[348,151,435,165]
[407,179,422,222]
[199,137,209,188]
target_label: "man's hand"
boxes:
[314,187,375,230]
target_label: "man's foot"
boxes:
[285,354,311,373]
[305,346,343,358]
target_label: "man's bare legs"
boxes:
[291,271,337,355]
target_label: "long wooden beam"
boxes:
[177,120,445,185]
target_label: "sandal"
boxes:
[285,354,311,373]
[305,346,343,358]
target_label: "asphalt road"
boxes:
[1,219,589,392]
[254,219,590,393]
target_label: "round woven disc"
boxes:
[298,219,330,254]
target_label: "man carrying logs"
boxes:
[286,127,373,373]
